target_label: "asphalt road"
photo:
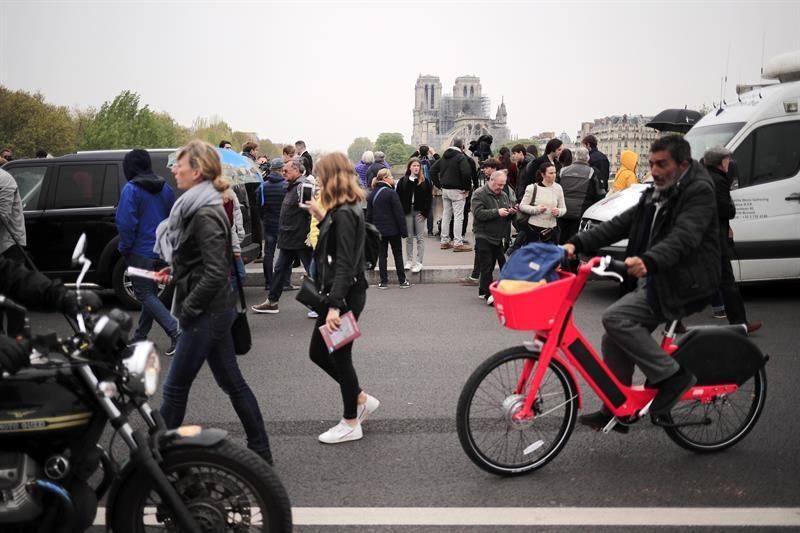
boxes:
[25,278,800,531]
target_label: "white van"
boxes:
[579,51,800,282]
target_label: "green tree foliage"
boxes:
[347,137,374,163]
[80,91,183,149]
[384,143,415,166]
[374,132,405,154]
[0,86,77,157]
[373,132,415,166]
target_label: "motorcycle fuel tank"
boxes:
[0,372,92,439]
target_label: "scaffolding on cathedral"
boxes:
[438,94,491,135]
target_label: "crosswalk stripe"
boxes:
[93,507,800,527]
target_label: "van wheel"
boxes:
[111,257,173,311]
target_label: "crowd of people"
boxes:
[0,131,763,463]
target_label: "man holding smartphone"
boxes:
[252,157,313,314]
[470,170,516,304]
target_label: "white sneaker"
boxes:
[486,295,495,306]
[411,262,422,273]
[357,394,380,422]
[307,310,319,319]
[318,420,363,444]
[404,261,413,270]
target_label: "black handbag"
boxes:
[231,260,252,356]
[295,275,327,313]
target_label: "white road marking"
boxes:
[93,507,800,527]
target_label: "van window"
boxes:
[6,166,47,210]
[734,121,800,188]
[53,164,108,208]
[685,123,745,160]
[101,165,119,206]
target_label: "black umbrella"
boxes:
[646,108,703,133]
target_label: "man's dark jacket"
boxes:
[172,206,234,320]
[277,178,311,250]
[395,176,432,216]
[300,151,313,176]
[0,256,64,311]
[515,154,536,199]
[258,171,287,236]
[471,185,513,245]
[430,147,472,190]
[569,161,721,320]
[366,182,407,238]
[706,165,736,246]
[588,147,611,189]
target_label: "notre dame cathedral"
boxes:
[411,75,510,151]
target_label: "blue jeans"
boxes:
[262,231,278,291]
[126,254,178,342]
[160,308,271,454]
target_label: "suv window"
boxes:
[733,121,800,188]
[6,166,47,210]
[53,164,117,208]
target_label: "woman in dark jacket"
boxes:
[366,168,409,289]
[154,140,273,464]
[395,158,432,273]
[305,152,379,444]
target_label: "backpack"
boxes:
[363,222,381,270]
[419,157,432,181]
[500,242,564,282]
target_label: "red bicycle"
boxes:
[457,256,768,476]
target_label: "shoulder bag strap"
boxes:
[232,255,246,310]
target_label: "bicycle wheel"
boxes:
[457,346,578,476]
[663,367,767,453]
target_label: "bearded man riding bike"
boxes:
[563,134,721,430]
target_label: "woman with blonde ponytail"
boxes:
[155,140,274,465]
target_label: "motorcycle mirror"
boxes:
[71,234,87,267]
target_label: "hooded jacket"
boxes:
[258,171,287,236]
[706,165,736,244]
[430,147,472,191]
[569,161,721,320]
[116,173,176,259]
[612,150,639,192]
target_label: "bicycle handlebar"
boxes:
[588,256,626,283]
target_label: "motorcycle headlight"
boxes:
[123,341,161,397]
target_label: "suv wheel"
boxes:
[111,257,172,310]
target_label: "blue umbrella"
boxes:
[167,148,263,184]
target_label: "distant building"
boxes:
[412,75,510,151]
[578,115,659,179]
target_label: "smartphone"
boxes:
[299,182,314,204]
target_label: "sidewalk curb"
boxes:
[243,265,497,287]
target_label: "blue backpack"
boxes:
[500,243,564,282]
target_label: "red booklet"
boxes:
[318,311,361,353]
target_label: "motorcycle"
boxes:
[0,235,292,532]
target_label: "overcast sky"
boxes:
[2,0,799,151]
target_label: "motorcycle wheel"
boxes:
[109,439,292,532]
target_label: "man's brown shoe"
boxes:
[453,244,472,252]
[440,242,453,250]
[746,320,763,334]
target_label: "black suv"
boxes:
[3,149,260,309]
